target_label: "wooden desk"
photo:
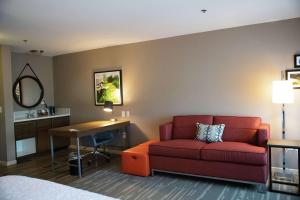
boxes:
[49,120,130,178]
[267,139,300,195]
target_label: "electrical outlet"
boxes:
[121,111,126,117]
[0,106,2,113]
[126,111,130,117]
[122,132,126,139]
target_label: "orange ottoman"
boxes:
[122,140,158,176]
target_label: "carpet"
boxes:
[70,166,299,200]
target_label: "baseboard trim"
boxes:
[0,160,17,166]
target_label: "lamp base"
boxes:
[110,118,118,122]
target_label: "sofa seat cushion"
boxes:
[149,139,206,160]
[201,142,267,165]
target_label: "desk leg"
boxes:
[50,135,55,171]
[268,146,272,191]
[298,148,300,194]
[76,137,82,178]
[125,125,130,148]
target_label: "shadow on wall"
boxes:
[75,122,149,148]
[128,123,149,146]
[109,123,149,147]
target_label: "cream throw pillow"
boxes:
[196,123,225,142]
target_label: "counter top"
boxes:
[14,108,70,123]
[14,113,70,123]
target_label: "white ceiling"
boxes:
[0,0,299,56]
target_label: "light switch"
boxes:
[126,111,130,117]
[0,106,2,113]
[121,111,126,117]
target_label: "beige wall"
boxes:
[11,53,54,111]
[0,45,15,164]
[53,18,300,169]
[0,46,6,161]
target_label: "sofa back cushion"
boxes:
[213,116,261,144]
[173,115,213,139]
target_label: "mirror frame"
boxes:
[12,75,44,108]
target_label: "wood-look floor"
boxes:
[0,149,118,185]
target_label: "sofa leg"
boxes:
[151,169,155,176]
[256,184,267,193]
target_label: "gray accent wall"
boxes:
[11,53,54,111]
[0,45,15,163]
[0,51,54,164]
[53,18,300,169]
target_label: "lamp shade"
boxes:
[272,80,294,104]
[103,101,113,112]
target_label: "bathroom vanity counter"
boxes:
[14,108,70,123]
[14,113,70,123]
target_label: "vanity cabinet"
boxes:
[15,116,70,158]
[36,119,52,153]
[15,121,36,140]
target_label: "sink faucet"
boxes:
[26,110,35,118]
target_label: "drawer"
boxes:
[52,116,69,128]
[15,121,36,140]
[37,119,52,130]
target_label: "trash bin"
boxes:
[68,152,83,176]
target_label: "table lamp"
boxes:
[272,80,294,178]
[103,101,113,112]
[103,101,117,121]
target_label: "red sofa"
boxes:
[149,115,270,186]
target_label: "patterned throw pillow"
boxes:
[196,123,225,142]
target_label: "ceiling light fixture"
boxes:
[29,50,44,55]
[22,40,45,55]
[201,9,207,13]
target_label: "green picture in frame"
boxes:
[94,70,123,105]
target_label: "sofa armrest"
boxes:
[257,123,270,147]
[159,122,173,141]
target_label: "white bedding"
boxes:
[0,175,119,200]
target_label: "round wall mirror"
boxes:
[12,75,44,108]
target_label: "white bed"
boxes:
[0,175,119,200]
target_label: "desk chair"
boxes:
[89,132,114,162]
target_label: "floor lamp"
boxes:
[272,80,294,179]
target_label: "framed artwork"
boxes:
[94,70,123,105]
[286,69,300,89]
[295,55,300,68]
